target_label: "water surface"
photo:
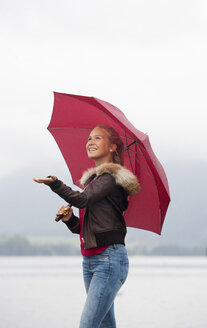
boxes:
[0,256,206,328]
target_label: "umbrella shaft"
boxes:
[125,140,137,150]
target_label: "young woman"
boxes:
[33,125,140,328]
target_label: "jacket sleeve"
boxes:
[47,173,116,208]
[63,213,80,234]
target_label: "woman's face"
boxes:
[86,127,113,163]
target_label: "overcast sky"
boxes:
[0,0,207,179]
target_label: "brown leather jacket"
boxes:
[48,163,140,249]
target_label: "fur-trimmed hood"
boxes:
[80,162,140,196]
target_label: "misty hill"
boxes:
[0,160,206,247]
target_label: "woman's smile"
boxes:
[88,146,98,152]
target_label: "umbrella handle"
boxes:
[55,204,71,222]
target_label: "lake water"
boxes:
[0,256,207,328]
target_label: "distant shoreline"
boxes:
[0,235,206,256]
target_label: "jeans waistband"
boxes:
[108,243,125,250]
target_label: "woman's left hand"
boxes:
[56,205,73,222]
[32,175,57,184]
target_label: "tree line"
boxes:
[0,235,205,256]
[0,235,79,255]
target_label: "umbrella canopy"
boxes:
[48,92,170,234]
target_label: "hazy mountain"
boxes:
[0,160,206,247]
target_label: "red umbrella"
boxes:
[48,92,170,234]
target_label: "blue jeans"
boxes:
[79,244,129,328]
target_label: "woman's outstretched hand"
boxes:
[32,175,57,184]
[56,205,73,222]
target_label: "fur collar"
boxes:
[80,162,140,196]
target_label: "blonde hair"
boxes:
[96,125,124,165]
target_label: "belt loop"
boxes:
[112,244,116,249]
